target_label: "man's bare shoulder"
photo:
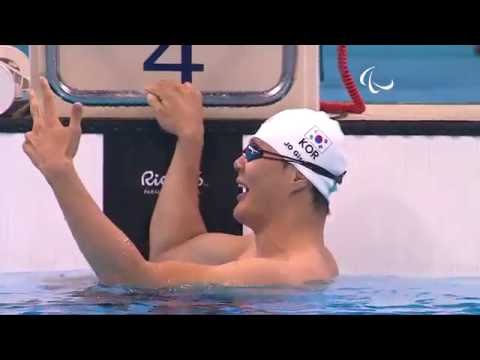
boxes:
[154,232,255,265]
[286,247,339,281]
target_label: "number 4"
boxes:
[143,45,205,83]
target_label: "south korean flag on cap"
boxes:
[304,126,332,154]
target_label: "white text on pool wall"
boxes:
[140,170,205,195]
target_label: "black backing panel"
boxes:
[103,125,245,259]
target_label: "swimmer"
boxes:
[23,77,347,288]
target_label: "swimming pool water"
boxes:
[321,45,480,104]
[1,270,480,314]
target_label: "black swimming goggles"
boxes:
[243,142,346,185]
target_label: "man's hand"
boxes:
[23,77,83,181]
[145,80,204,140]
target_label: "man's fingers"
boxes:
[145,80,177,101]
[30,90,44,133]
[182,82,194,91]
[22,141,32,155]
[179,81,202,100]
[24,131,37,146]
[22,137,35,159]
[22,141,40,168]
[39,76,59,127]
[146,93,166,115]
[69,103,83,131]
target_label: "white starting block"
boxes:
[29,45,319,119]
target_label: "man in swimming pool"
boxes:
[23,77,347,288]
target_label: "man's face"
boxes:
[233,137,294,229]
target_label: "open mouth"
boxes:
[236,182,250,201]
[238,183,249,194]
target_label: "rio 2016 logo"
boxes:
[141,171,205,195]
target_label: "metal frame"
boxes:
[45,45,297,107]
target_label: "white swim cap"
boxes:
[254,108,347,201]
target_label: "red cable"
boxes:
[320,45,366,114]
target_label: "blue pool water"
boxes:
[321,45,480,104]
[1,270,480,314]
